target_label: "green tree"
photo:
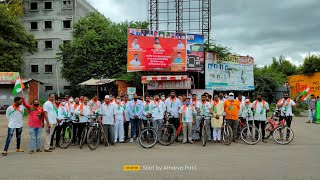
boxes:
[301,54,320,75]
[205,39,232,59]
[269,55,297,76]
[0,4,37,72]
[58,13,148,95]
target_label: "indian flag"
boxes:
[12,75,25,95]
[301,85,312,101]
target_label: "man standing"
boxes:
[54,98,70,147]
[100,95,116,145]
[43,93,57,152]
[88,95,101,112]
[150,95,165,137]
[22,95,44,154]
[142,96,152,128]
[277,92,297,140]
[307,94,317,123]
[196,94,213,141]
[223,93,240,142]
[251,94,269,143]
[114,96,126,143]
[179,98,197,144]
[75,97,92,144]
[70,97,80,145]
[211,95,224,143]
[165,91,182,140]
[128,94,143,143]
[2,97,25,156]
[121,95,130,142]
[191,94,201,141]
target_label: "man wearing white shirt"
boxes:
[121,95,130,142]
[88,95,102,112]
[179,98,197,144]
[176,39,184,49]
[43,93,58,152]
[142,96,152,128]
[250,95,269,142]
[165,91,182,141]
[128,94,143,143]
[99,95,116,145]
[54,98,71,147]
[196,94,213,141]
[75,97,92,144]
[191,94,201,140]
[2,97,25,156]
[70,97,80,145]
[113,96,126,143]
[131,37,141,50]
[130,54,141,66]
[150,95,165,137]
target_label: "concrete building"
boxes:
[22,0,98,98]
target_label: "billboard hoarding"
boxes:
[127,28,187,72]
[288,72,320,98]
[147,78,191,90]
[186,34,204,72]
[205,52,255,91]
[0,72,19,81]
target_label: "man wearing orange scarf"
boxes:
[88,95,101,112]
[179,98,196,144]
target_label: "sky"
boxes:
[88,0,320,66]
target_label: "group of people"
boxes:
[307,94,320,123]
[2,90,298,156]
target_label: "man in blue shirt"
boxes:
[173,52,183,64]
[127,94,143,143]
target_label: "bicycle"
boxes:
[265,110,294,145]
[199,114,212,146]
[158,113,176,146]
[59,117,77,149]
[86,114,109,150]
[138,114,158,148]
[79,113,99,149]
[221,114,233,145]
[239,110,261,145]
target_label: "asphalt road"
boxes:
[0,115,319,180]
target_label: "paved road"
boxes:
[0,115,319,180]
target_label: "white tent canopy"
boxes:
[78,78,115,86]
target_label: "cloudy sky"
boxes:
[88,0,320,66]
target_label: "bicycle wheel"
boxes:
[79,128,87,149]
[264,122,273,139]
[59,126,73,149]
[222,125,233,145]
[241,125,261,145]
[201,125,207,146]
[139,128,158,148]
[87,127,100,150]
[273,125,294,145]
[158,125,176,146]
[100,127,109,147]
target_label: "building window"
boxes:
[45,41,53,49]
[30,22,38,30]
[45,65,53,73]
[62,0,72,9]
[30,2,38,11]
[45,86,53,92]
[44,2,52,10]
[63,40,70,44]
[63,20,71,29]
[35,41,38,49]
[64,86,71,90]
[31,65,39,73]
[44,21,52,29]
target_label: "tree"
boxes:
[58,12,148,95]
[269,55,297,76]
[205,39,232,59]
[0,4,37,72]
[301,54,320,75]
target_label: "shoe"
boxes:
[233,139,238,143]
[111,143,115,145]
[120,141,127,143]
[36,149,42,152]
[306,121,311,123]
[16,149,24,152]
[2,150,8,156]
[71,143,75,146]
[190,140,195,144]
[44,149,52,152]
[29,150,34,154]
[217,140,221,143]
[262,139,267,143]
[49,147,55,150]
[130,138,133,143]
[182,140,187,144]
[136,138,139,142]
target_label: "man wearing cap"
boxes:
[127,94,143,143]
[223,92,240,142]
[99,95,116,145]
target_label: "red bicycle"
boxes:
[265,109,294,145]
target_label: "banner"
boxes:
[0,72,19,81]
[127,28,187,72]
[205,52,255,91]
[147,78,191,90]
[288,72,320,98]
[186,34,204,72]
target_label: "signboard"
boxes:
[288,72,320,98]
[127,28,187,72]
[127,87,136,95]
[191,89,213,100]
[0,72,19,81]
[147,78,191,90]
[186,34,204,72]
[205,52,255,91]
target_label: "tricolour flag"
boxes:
[301,85,312,101]
[12,75,25,95]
